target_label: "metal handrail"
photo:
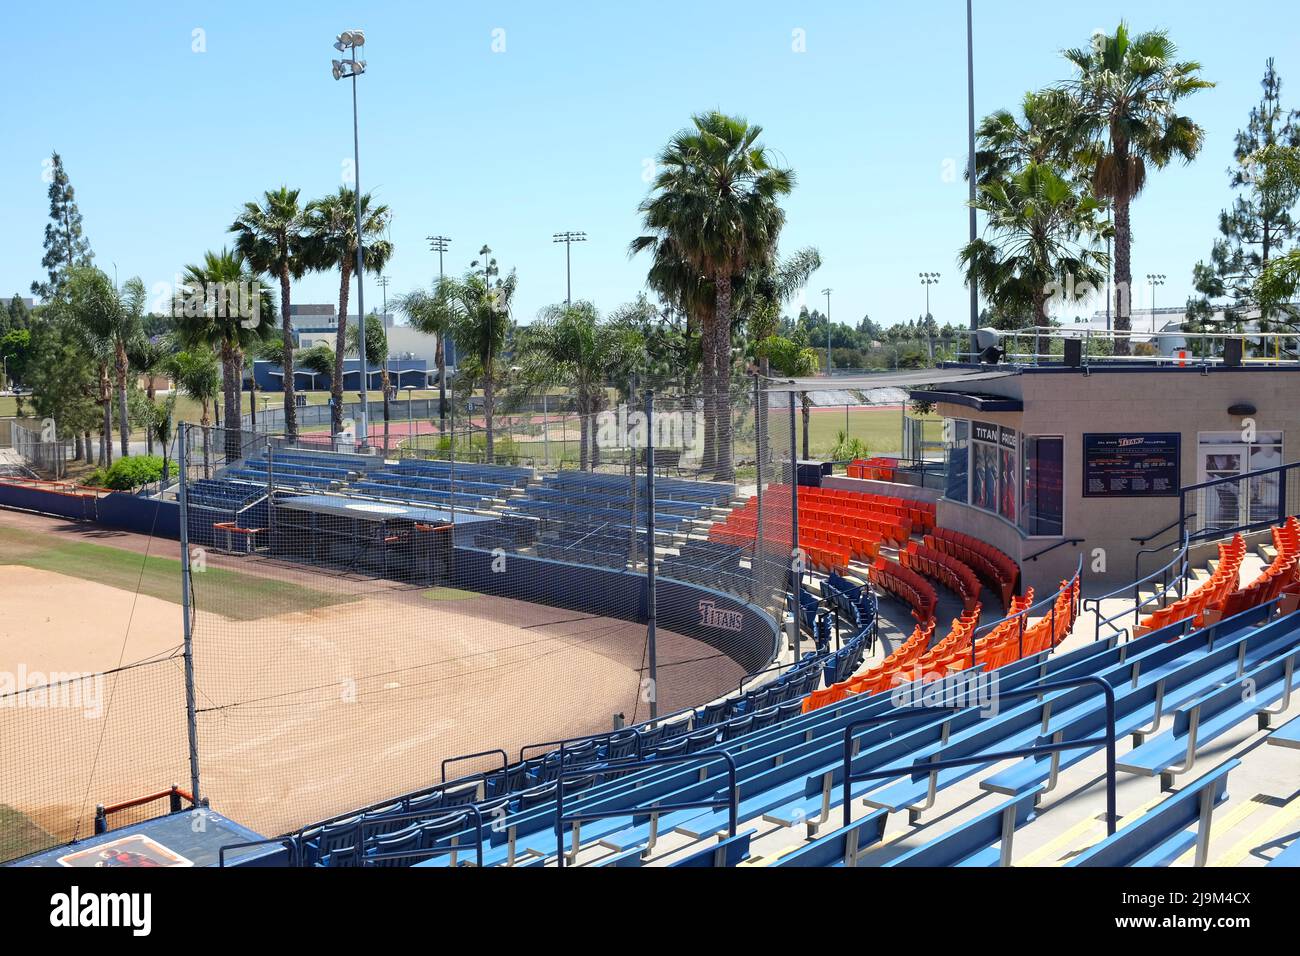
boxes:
[440,749,508,784]
[1024,537,1084,563]
[218,836,301,868]
[840,675,1118,836]
[553,751,738,868]
[968,554,1084,668]
[1084,532,1190,643]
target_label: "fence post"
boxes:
[790,391,802,662]
[645,389,658,720]
[177,423,202,803]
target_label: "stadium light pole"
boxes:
[332,28,370,448]
[821,288,833,377]
[427,236,452,434]
[966,0,979,357]
[553,231,587,305]
[1146,273,1166,334]
[920,273,940,363]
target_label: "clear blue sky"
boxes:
[3,0,1296,330]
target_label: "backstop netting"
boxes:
[179,384,786,839]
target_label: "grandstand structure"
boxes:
[3,367,1300,871]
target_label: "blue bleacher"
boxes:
[1067,759,1239,867]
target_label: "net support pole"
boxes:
[753,374,765,604]
[645,388,659,720]
[789,392,802,662]
[177,422,202,804]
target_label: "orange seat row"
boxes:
[866,557,938,623]
[900,542,981,614]
[1136,534,1245,635]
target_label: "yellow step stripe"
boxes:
[1046,795,1167,867]
[1213,795,1300,867]
[1017,812,1104,868]
[739,844,802,867]
[1171,794,1271,867]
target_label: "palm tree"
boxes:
[302,187,393,438]
[633,112,794,481]
[55,267,144,462]
[148,393,178,489]
[128,336,169,454]
[518,301,642,470]
[395,278,456,433]
[230,187,308,437]
[175,249,274,461]
[294,342,336,392]
[444,271,515,463]
[346,314,391,453]
[959,162,1111,347]
[167,348,221,477]
[1063,23,1213,354]
[973,89,1080,188]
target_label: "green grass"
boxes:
[0,805,54,863]
[0,526,354,620]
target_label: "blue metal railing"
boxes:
[553,751,738,868]
[840,675,1118,836]
[967,554,1084,668]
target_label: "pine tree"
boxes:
[31,151,94,300]
[1189,60,1300,333]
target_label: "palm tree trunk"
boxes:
[332,262,352,439]
[145,380,156,455]
[116,343,130,458]
[201,401,212,480]
[699,324,717,474]
[712,276,735,482]
[220,343,240,462]
[1112,191,1133,357]
[100,366,113,468]
[280,265,298,440]
[483,373,495,464]
[436,336,447,433]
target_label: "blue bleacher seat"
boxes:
[669,829,754,867]
[1067,759,1239,867]
[771,810,888,867]
[883,788,1042,866]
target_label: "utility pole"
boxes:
[427,235,452,433]
[920,272,940,363]
[553,231,587,305]
[1146,273,1166,335]
[966,0,979,357]
[821,288,833,377]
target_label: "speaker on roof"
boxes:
[1064,338,1082,367]
[1223,337,1243,367]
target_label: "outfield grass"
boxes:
[0,526,355,620]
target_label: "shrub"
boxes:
[83,455,176,491]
